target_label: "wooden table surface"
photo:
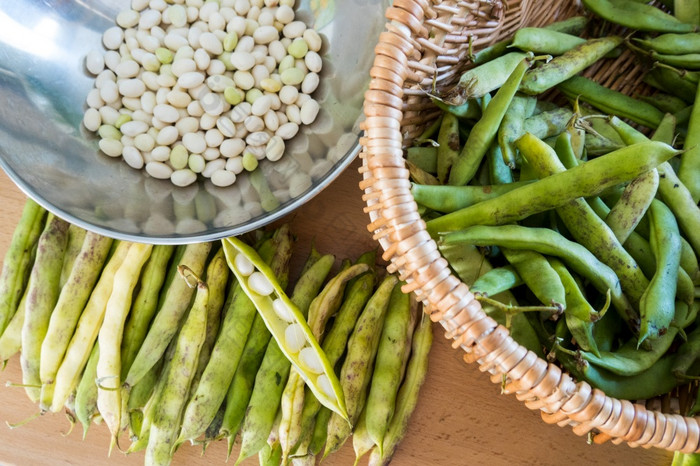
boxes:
[0,160,673,466]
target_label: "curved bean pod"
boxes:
[502,248,566,310]
[582,0,697,33]
[21,215,70,403]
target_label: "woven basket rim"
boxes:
[359,0,700,454]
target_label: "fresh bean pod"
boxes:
[498,95,536,168]
[222,235,348,420]
[440,225,637,328]
[58,225,87,288]
[178,233,287,445]
[369,314,432,466]
[0,288,26,362]
[411,181,532,214]
[639,200,682,341]
[0,199,46,335]
[449,55,532,186]
[40,232,113,402]
[21,215,70,403]
[145,278,208,466]
[519,36,623,95]
[323,275,398,457]
[582,0,697,33]
[520,132,650,306]
[75,343,99,438]
[604,166,659,244]
[364,283,413,454]
[470,265,523,297]
[49,241,130,413]
[446,52,527,103]
[558,76,665,128]
[511,28,586,55]
[96,242,153,447]
[436,112,460,184]
[125,242,211,388]
[502,248,566,310]
[235,248,334,464]
[427,140,679,236]
[680,80,700,202]
[522,107,574,141]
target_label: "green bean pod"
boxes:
[449,55,533,186]
[223,235,348,420]
[470,265,523,297]
[292,268,377,459]
[279,262,370,460]
[436,112,460,184]
[75,343,99,438]
[364,284,413,454]
[521,132,650,305]
[558,76,665,128]
[604,168,659,244]
[0,199,46,335]
[178,233,288,445]
[511,28,586,55]
[411,181,532,214]
[549,258,605,356]
[522,107,575,141]
[406,146,437,174]
[582,0,697,33]
[58,225,86,288]
[502,248,566,310]
[446,52,527,103]
[680,81,700,203]
[647,67,698,104]
[0,288,26,362]
[234,249,334,464]
[639,200,682,342]
[145,279,208,466]
[634,33,700,55]
[427,139,680,236]
[125,242,212,388]
[323,275,398,457]
[191,248,230,389]
[440,225,637,328]
[370,314,432,466]
[498,95,536,168]
[520,36,622,95]
[39,232,113,399]
[21,215,70,403]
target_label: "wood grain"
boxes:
[0,161,672,466]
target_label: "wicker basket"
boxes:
[359,0,700,453]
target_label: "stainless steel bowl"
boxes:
[0,0,388,244]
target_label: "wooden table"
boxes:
[0,160,673,465]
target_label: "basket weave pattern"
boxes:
[359,0,700,453]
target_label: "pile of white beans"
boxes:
[82,0,323,188]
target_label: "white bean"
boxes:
[99,139,124,157]
[275,5,294,24]
[279,85,298,105]
[122,145,145,169]
[99,106,121,125]
[282,21,306,39]
[244,115,264,132]
[172,58,197,76]
[85,50,105,75]
[205,128,224,147]
[266,135,285,161]
[284,323,306,353]
[207,59,226,75]
[171,168,198,186]
[151,145,171,162]
[276,121,299,139]
[164,32,190,51]
[230,52,255,71]
[119,78,147,97]
[300,99,320,125]
[253,25,278,44]
[194,48,211,70]
[178,71,206,88]
[135,133,156,152]
[86,88,105,109]
[303,29,322,52]
[211,169,236,187]
[166,4,188,27]
[235,35,255,53]
[202,158,226,177]
[103,27,124,50]
[251,94,271,116]
[272,298,294,322]
[234,252,255,276]
[120,120,149,137]
[83,108,102,132]
[138,9,161,29]
[199,31,223,55]
[200,112,218,130]
[203,147,221,161]
[153,104,180,123]
[316,374,335,398]
[304,51,322,73]
[104,51,121,72]
[220,138,246,157]
[226,156,244,173]
[100,81,120,104]
[182,132,207,153]
[216,117,236,137]
[233,70,255,90]
[299,347,324,374]
[263,110,279,132]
